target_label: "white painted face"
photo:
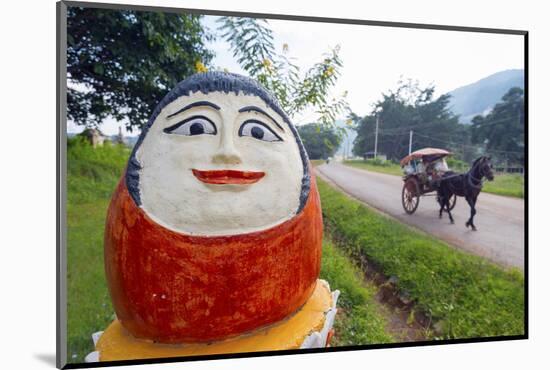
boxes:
[136,91,305,236]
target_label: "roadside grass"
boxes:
[343,160,524,198]
[344,159,403,176]
[483,174,524,198]
[67,137,130,204]
[320,238,393,346]
[317,177,525,339]
[67,138,128,362]
[66,139,393,362]
[310,159,326,167]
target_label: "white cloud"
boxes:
[205,15,524,123]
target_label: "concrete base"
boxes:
[86,279,339,362]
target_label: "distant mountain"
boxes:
[447,69,524,124]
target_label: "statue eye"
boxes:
[238,120,282,142]
[164,116,217,136]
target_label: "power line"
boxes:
[412,132,523,155]
[362,130,523,154]
[470,115,524,127]
[357,113,523,134]
[359,130,523,156]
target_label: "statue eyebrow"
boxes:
[238,106,285,132]
[167,101,221,118]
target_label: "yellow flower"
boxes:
[195,61,208,73]
[262,58,272,69]
[323,66,334,78]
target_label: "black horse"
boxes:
[437,156,494,231]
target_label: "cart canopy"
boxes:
[400,148,452,166]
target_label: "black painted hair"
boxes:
[126,72,311,214]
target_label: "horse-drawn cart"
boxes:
[400,148,456,214]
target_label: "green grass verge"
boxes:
[343,160,524,198]
[483,174,524,198]
[317,177,524,339]
[67,139,128,362]
[66,139,393,362]
[310,159,326,167]
[320,238,393,346]
[344,159,403,176]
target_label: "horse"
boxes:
[436,156,494,231]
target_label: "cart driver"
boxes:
[434,158,449,175]
[429,158,449,181]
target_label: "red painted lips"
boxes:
[192,169,265,185]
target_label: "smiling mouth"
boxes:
[192,169,265,185]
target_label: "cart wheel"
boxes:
[402,178,420,214]
[448,194,457,211]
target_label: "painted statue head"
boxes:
[126,72,310,236]
[106,72,322,343]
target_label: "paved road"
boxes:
[317,162,525,269]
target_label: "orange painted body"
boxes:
[104,171,323,343]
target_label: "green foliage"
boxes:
[446,157,469,172]
[317,177,524,339]
[217,17,349,125]
[320,239,393,346]
[67,137,130,203]
[297,123,342,159]
[471,87,525,165]
[67,7,214,131]
[217,17,276,76]
[352,79,468,162]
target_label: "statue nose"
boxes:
[212,137,242,165]
[212,116,242,165]
[212,151,242,165]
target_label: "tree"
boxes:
[297,124,342,160]
[470,87,525,164]
[67,7,214,131]
[352,79,466,161]
[217,17,349,126]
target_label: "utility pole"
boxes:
[408,130,413,155]
[374,114,379,159]
[345,129,350,160]
[344,140,348,160]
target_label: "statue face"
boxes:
[136,91,304,236]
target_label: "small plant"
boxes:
[366,158,393,167]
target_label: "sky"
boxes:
[68,15,524,136]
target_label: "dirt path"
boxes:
[317,162,525,270]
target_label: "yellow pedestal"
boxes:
[95,279,336,362]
